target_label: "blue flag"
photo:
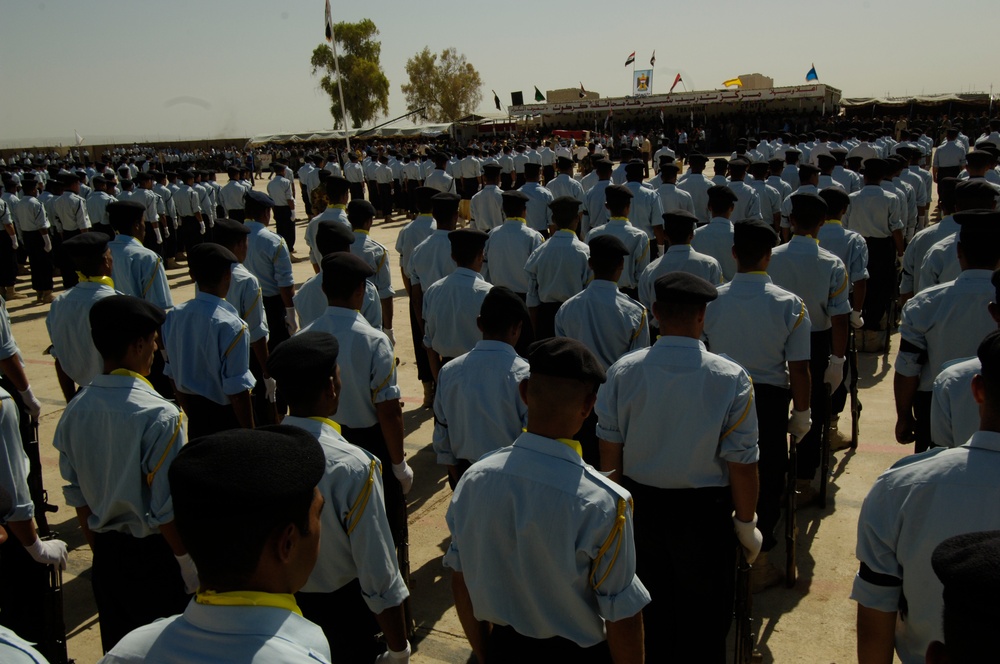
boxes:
[806,64,818,82]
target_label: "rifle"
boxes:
[785,434,797,588]
[849,328,861,449]
[24,417,58,538]
[733,548,762,664]
[40,564,72,664]
[819,385,833,509]
[396,499,415,639]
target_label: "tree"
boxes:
[310,19,389,129]
[401,47,484,123]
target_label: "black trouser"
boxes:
[514,173,526,189]
[936,166,961,197]
[226,208,244,223]
[754,383,792,551]
[914,390,933,454]
[406,180,418,214]
[349,182,364,200]
[393,179,404,209]
[297,579,382,664]
[408,296,432,383]
[340,424,406,546]
[301,190,312,219]
[487,624,612,663]
[622,480,734,664]
[161,218,177,259]
[263,294,290,415]
[142,222,164,258]
[513,292,535,358]
[273,206,294,252]
[367,180,380,211]
[248,349,276,427]
[649,240,660,260]
[378,183,393,217]
[862,236,895,332]
[500,172,513,191]
[54,229,80,290]
[91,531,188,653]
[575,409,600,468]
[542,165,555,184]
[446,459,473,490]
[147,347,174,401]
[798,329,832,480]
[0,531,55,660]
[180,216,204,252]
[534,301,562,340]
[462,178,478,200]
[0,230,17,288]
[181,392,239,440]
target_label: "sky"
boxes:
[1,0,996,147]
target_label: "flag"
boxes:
[625,51,635,67]
[534,86,545,102]
[806,64,819,82]
[579,82,586,99]
[659,110,664,125]
[74,131,84,146]
[650,51,656,67]
[670,73,682,93]
[324,0,333,42]
[493,90,501,111]
[605,109,613,130]
[723,77,743,88]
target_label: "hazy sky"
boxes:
[1,0,996,147]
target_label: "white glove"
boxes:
[175,553,199,594]
[153,227,163,244]
[732,514,763,564]
[9,234,17,250]
[264,376,277,403]
[42,234,52,253]
[824,355,846,389]
[850,310,864,329]
[18,387,41,420]
[163,225,171,239]
[392,461,414,495]
[385,328,395,346]
[787,408,811,443]
[285,307,298,334]
[26,537,68,570]
[374,642,411,663]
[199,221,206,235]
[208,217,215,228]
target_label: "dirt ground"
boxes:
[10,171,912,663]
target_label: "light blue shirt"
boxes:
[294,271,381,330]
[726,179,763,220]
[163,291,255,404]
[842,185,904,238]
[12,195,48,232]
[0,626,48,664]
[624,181,663,241]
[244,221,294,297]
[283,417,408,610]
[519,182,554,234]
[46,281,117,387]
[443,432,650,647]
[638,245,723,328]
[818,221,871,285]
[86,190,116,227]
[766,175,793,201]
[422,268,492,358]
[0,386,33,523]
[0,299,19,369]
[917,234,960,293]
[655,183,695,217]
[525,230,592,306]
[895,270,996,392]
[546,174,587,207]
[55,373,185,537]
[394,215,436,278]
[677,173,713,224]
[98,599,332,664]
[779,184,820,229]
[52,191,91,232]
[407,229,455,288]
[482,219,543,293]
[586,218,650,289]
[703,273,812,388]
[596,336,759,488]
[425,169,456,194]
[299,307,399,429]
[768,235,851,332]
[582,180,612,236]
[852,431,1000,664]
[350,231,394,300]
[555,280,649,370]
[172,184,200,217]
[469,185,504,231]
[748,179,782,224]
[305,205,349,266]
[108,235,173,310]
[931,356,979,449]
[226,264,268,344]
[432,340,528,465]
[691,217,737,280]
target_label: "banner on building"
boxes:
[633,69,653,97]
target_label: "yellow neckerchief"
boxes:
[110,368,154,390]
[327,203,347,210]
[76,274,114,289]
[609,216,629,222]
[354,229,369,235]
[746,271,768,276]
[556,229,577,237]
[826,219,843,226]
[195,590,302,616]
[525,428,583,458]
[506,217,527,224]
[794,233,820,245]
[307,416,342,434]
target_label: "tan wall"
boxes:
[738,74,775,90]
[546,88,601,103]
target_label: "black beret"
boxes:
[325,175,350,197]
[212,218,251,245]
[107,200,145,225]
[713,157,729,167]
[169,426,325,514]
[588,234,629,261]
[57,172,80,185]
[556,156,574,167]
[791,193,829,220]
[62,231,111,259]
[316,219,356,255]
[660,163,681,175]
[479,286,528,324]
[502,190,529,204]
[321,252,374,290]
[179,170,195,180]
[604,184,634,208]
[932,529,1000,625]
[687,153,709,164]
[103,173,117,184]
[245,190,275,208]
[448,228,488,252]
[189,242,239,272]
[966,150,994,168]
[415,186,439,209]
[91,175,107,186]
[830,147,849,157]
[266,331,339,384]
[727,158,749,169]
[524,162,541,176]
[819,187,851,212]
[432,191,461,217]
[90,295,166,350]
[134,172,152,183]
[526,337,606,384]
[624,161,645,176]
[747,161,769,174]
[954,209,1000,236]
[658,155,676,165]
[815,153,837,166]
[347,199,377,223]
[798,164,821,178]
[707,185,738,204]
[653,272,718,304]
[662,210,699,228]
[483,163,502,174]
[733,218,778,248]
[978,329,1000,385]
[862,158,889,178]
[549,196,582,220]
[768,158,784,168]
[955,179,1000,205]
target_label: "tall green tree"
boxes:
[310,19,389,129]
[401,47,484,123]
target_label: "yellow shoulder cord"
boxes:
[793,300,807,330]
[721,388,754,441]
[345,458,379,535]
[630,308,647,342]
[370,352,397,404]
[272,240,286,264]
[637,237,650,263]
[831,272,849,298]
[224,325,247,357]
[376,247,387,273]
[142,258,162,297]
[590,497,630,590]
[242,288,262,321]
[147,413,183,487]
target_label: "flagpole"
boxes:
[327,21,351,153]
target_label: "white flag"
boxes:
[74,131,84,146]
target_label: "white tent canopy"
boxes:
[248,123,453,146]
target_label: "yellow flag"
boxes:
[723,77,743,88]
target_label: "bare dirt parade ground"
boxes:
[13,169,915,663]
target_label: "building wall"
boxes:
[546,88,601,103]
[738,74,774,90]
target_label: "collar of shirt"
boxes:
[194,290,227,306]
[323,305,365,322]
[307,416,342,434]
[963,430,1000,452]
[731,272,772,285]
[195,590,302,617]
[653,334,706,352]
[90,371,160,395]
[76,274,115,289]
[244,220,266,233]
[552,229,578,241]
[505,217,527,225]
[666,244,692,255]
[513,431,584,463]
[453,267,484,281]
[327,204,346,210]
[826,219,843,226]
[709,217,733,227]
[109,368,155,390]
[588,279,621,292]
[956,269,995,284]
[789,234,820,247]
[608,217,629,224]
[473,339,518,357]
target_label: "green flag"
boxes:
[534,86,545,102]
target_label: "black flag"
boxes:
[493,90,501,111]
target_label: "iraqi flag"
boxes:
[624,51,635,67]
[324,0,333,42]
[579,82,586,98]
[670,73,682,93]
[650,51,656,67]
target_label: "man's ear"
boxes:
[276,522,298,564]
